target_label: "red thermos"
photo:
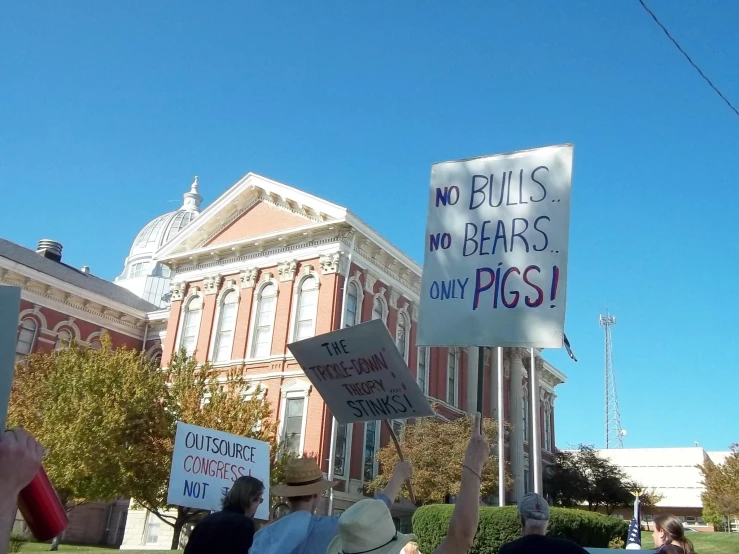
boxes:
[16,466,68,541]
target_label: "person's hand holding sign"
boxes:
[382,460,414,503]
[463,412,489,480]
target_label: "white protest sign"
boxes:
[167,422,270,520]
[287,320,435,425]
[418,144,573,349]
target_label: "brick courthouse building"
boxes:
[4,173,568,549]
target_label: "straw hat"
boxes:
[271,457,338,497]
[327,499,415,554]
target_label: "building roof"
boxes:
[0,238,158,313]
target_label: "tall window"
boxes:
[252,283,277,358]
[55,328,72,351]
[294,276,318,341]
[364,420,378,481]
[522,389,529,442]
[417,347,428,394]
[447,348,457,406]
[180,296,203,356]
[214,290,238,362]
[396,312,409,360]
[283,397,305,455]
[372,297,384,321]
[544,404,552,451]
[16,318,37,360]
[144,511,160,545]
[334,423,349,477]
[344,281,358,327]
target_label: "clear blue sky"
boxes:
[2,1,738,451]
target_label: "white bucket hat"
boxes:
[327,499,416,554]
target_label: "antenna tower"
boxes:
[600,313,624,448]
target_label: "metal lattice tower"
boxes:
[600,313,625,448]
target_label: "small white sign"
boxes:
[167,422,270,520]
[418,144,573,349]
[287,320,435,425]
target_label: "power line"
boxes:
[637,0,739,118]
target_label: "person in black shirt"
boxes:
[183,476,264,554]
[499,493,588,554]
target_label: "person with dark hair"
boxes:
[652,514,695,554]
[183,475,264,554]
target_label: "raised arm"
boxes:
[380,460,413,503]
[0,429,45,554]
[434,413,489,554]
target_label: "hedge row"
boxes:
[412,505,628,553]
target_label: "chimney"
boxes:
[36,239,63,262]
[80,266,90,275]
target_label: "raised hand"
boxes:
[393,460,413,482]
[0,428,44,496]
[463,412,489,475]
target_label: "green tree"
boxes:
[10,341,277,550]
[9,334,167,510]
[699,444,739,531]
[365,411,511,505]
[129,348,277,549]
[546,445,641,514]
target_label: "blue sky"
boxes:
[2,1,738,451]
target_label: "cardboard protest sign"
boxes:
[287,320,434,425]
[0,286,21,430]
[418,144,573,349]
[167,422,270,520]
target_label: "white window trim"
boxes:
[344,276,363,327]
[363,420,382,483]
[447,347,459,407]
[174,287,203,357]
[417,346,429,394]
[277,380,311,456]
[395,308,411,361]
[246,274,280,360]
[522,384,529,445]
[371,289,389,325]
[18,308,47,331]
[16,317,38,356]
[543,401,552,452]
[288,265,321,343]
[208,280,241,362]
[333,421,353,478]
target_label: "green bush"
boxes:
[8,532,28,553]
[412,505,628,553]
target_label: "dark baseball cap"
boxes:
[518,493,550,521]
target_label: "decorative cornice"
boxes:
[363,271,377,293]
[170,281,186,302]
[239,267,258,289]
[277,259,297,282]
[204,274,223,295]
[319,251,342,275]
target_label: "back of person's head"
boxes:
[222,476,264,516]
[518,493,550,535]
[653,514,695,554]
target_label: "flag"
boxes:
[625,494,641,550]
[563,333,578,362]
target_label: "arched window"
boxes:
[544,403,552,451]
[251,283,277,358]
[55,328,72,351]
[213,290,239,362]
[180,295,203,356]
[16,318,37,359]
[89,339,102,351]
[294,276,319,341]
[372,296,384,322]
[417,347,428,394]
[447,348,458,406]
[522,388,529,442]
[344,281,359,327]
[396,312,409,360]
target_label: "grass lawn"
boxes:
[20,544,180,554]
[641,530,739,553]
